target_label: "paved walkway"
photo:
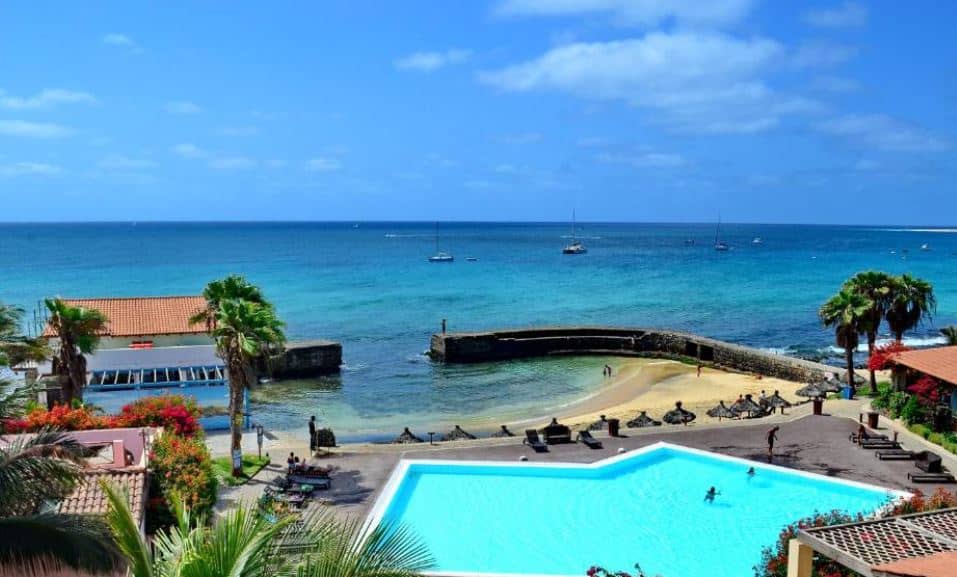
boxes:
[213,401,957,520]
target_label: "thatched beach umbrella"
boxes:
[444,425,476,441]
[730,394,764,418]
[840,371,866,386]
[662,401,696,425]
[818,378,843,393]
[768,390,792,414]
[490,425,515,438]
[706,400,735,421]
[392,427,424,444]
[588,415,609,431]
[626,411,661,428]
[795,383,825,398]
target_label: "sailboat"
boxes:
[562,210,587,254]
[714,217,729,252]
[428,222,454,262]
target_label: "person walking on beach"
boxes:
[766,426,780,461]
[308,415,317,452]
[605,364,613,378]
[697,363,702,378]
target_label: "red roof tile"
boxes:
[57,469,147,525]
[43,296,207,338]
[890,346,957,386]
[873,551,957,577]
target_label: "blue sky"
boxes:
[1,1,955,224]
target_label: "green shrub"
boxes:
[910,423,932,439]
[900,396,930,425]
[148,432,218,530]
[887,392,909,418]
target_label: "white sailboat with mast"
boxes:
[562,210,587,254]
[428,222,454,262]
[714,216,729,252]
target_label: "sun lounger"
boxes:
[914,451,943,474]
[849,430,888,443]
[907,471,956,484]
[875,449,916,460]
[523,429,548,453]
[860,440,900,450]
[577,430,603,450]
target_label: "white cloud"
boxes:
[172,143,208,159]
[818,114,948,152]
[495,0,755,28]
[98,155,157,170]
[395,50,471,72]
[209,156,256,170]
[597,151,685,168]
[0,89,96,109]
[102,33,141,53]
[480,33,807,134]
[265,159,287,169]
[577,136,609,148]
[854,159,879,171]
[793,42,857,68]
[464,179,495,190]
[0,120,71,138]
[0,161,62,177]
[165,100,202,114]
[498,132,542,144]
[306,157,342,172]
[804,2,867,28]
[493,163,518,173]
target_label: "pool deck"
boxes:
[216,404,956,518]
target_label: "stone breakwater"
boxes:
[430,327,831,383]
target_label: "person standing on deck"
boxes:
[766,426,779,461]
[308,415,317,452]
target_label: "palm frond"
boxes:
[0,513,121,572]
[102,481,153,577]
[0,430,85,516]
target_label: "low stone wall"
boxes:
[430,327,830,383]
[267,340,342,378]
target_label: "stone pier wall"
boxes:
[265,340,342,378]
[430,327,830,383]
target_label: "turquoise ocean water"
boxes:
[2,222,955,440]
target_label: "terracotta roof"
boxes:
[43,296,207,338]
[890,346,957,386]
[57,469,147,525]
[873,551,957,577]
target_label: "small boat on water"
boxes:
[466,257,478,262]
[751,237,763,245]
[921,243,930,251]
[714,217,729,252]
[562,210,587,255]
[428,222,454,263]
[684,238,695,246]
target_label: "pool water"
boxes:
[375,443,898,577]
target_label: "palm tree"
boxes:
[820,288,872,399]
[190,275,271,332]
[0,431,120,571]
[885,274,936,342]
[44,299,107,405]
[212,298,285,476]
[0,303,48,368]
[103,482,433,577]
[843,271,894,394]
[942,326,957,346]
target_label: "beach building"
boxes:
[888,346,957,419]
[40,296,237,430]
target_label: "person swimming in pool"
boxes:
[747,467,756,477]
[704,486,720,502]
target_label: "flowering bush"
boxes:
[755,490,957,577]
[6,404,109,432]
[586,564,658,577]
[868,341,911,371]
[906,375,946,407]
[148,431,218,526]
[113,395,200,437]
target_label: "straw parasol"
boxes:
[795,382,826,398]
[730,394,764,418]
[588,415,609,431]
[392,427,424,444]
[767,390,792,413]
[840,371,867,386]
[626,411,662,428]
[818,378,843,393]
[662,401,696,425]
[444,425,476,441]
[490,425,515,438]
[706,400,736,421]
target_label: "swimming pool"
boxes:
[368,442,904,577]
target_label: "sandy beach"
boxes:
[538,358,807,431]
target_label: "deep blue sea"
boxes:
[2,222,955,440]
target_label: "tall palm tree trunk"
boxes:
[227,355,246,477]
[845,341,856,400]
[867,333,878,394]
